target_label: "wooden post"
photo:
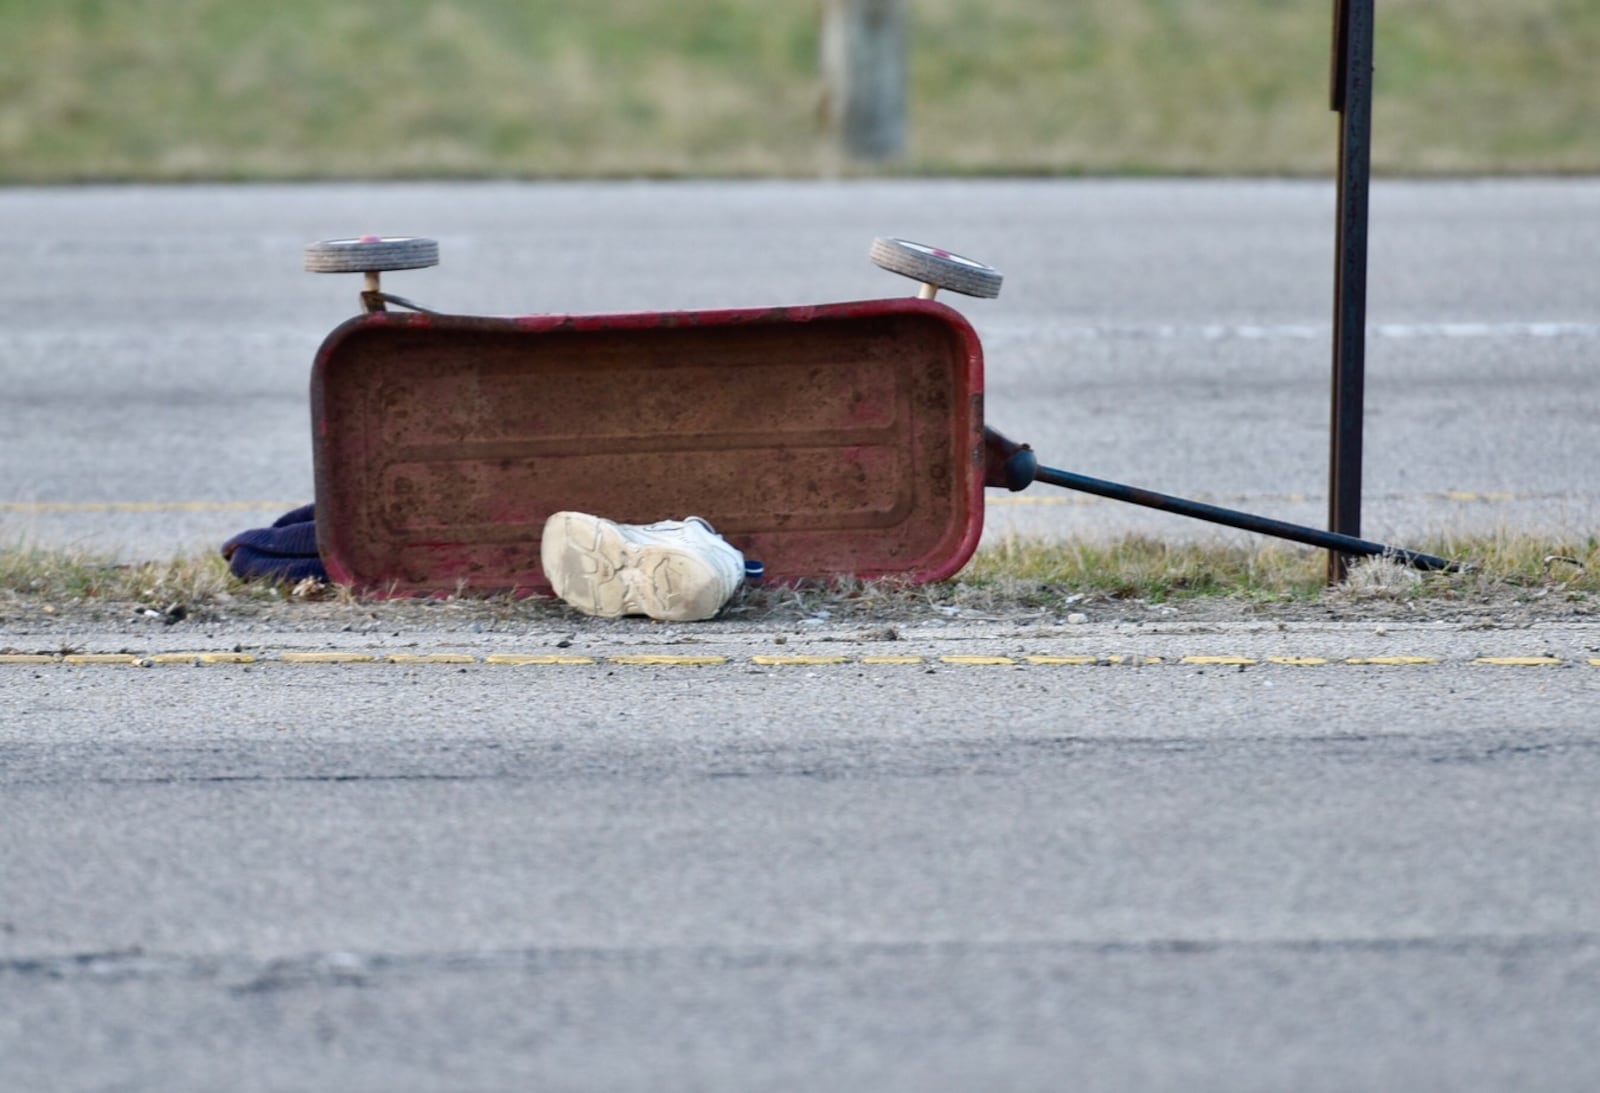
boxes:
[821,0,906,161]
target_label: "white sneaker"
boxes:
[540,511,747,621]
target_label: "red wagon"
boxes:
[306,237,1008,596]
[304,235,1451,597]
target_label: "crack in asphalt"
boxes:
[5,933,1598,993]
[3,732,1598,788]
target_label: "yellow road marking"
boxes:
[484,654,596,666]
[1442,490,1518,502]
[940,655,1017,666]
[0,654,59,664]
[8,493,1541,517]
[279,652,377,664]
[386,653,476,665]
[1268,657,1330,666]
[1181,655,1257,666]
[147,652,257,665]
[1345,656,1440,666]
[609,655,729,667]
[859,655,926,665]
[1474,656,1563,667]
[0,500,304,514]
[63,654,142,665]
[1025,655,1100,665]
[988,490,1535,508]
[751,655,850,666]
[985,495,1107,507]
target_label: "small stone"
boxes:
[1067,612,1089,625]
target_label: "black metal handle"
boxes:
[1029,462,1458,573]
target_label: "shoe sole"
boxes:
[541,512,728,621]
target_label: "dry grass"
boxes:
[957,531,1599,610]
[1,0,1596,181]
[2,532,1594,627]
[0,546,236,610]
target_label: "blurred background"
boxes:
[1,0,1595,182]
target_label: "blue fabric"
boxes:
[271,503,317,529]
[222,505,327,583]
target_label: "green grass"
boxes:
[2,533,1594,624]
[1,0,1596,182]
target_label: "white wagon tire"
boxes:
[869,237,1002,299]
[305,236,440,273]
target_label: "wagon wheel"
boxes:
[304,236,439,313]
[304,236,439,273]
[869,237,1002,301]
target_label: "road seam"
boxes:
[2,652,1594,669]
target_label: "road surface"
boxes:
[2,181,1598,1091]
[2,179,1597,558]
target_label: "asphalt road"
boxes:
[4,638,1599,1092]
[3,181,1600,1090]
[1,179,1597,556]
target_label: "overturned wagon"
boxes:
[302,235,1450,597]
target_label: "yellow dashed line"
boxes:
[279,652,377,664]
[986,495,1107,507]
[0,500,305,514]
[147,652,257,665]
[13,492,1542,517]
[1441,490,1518,502]
[988,490,1537,508]
[2,651,1595,670]
[484,653,595,666]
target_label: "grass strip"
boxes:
[2,0,1597,181]
[0,533,1593,623]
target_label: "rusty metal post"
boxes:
[1327,0,1375,582]
[821,0,907,161]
